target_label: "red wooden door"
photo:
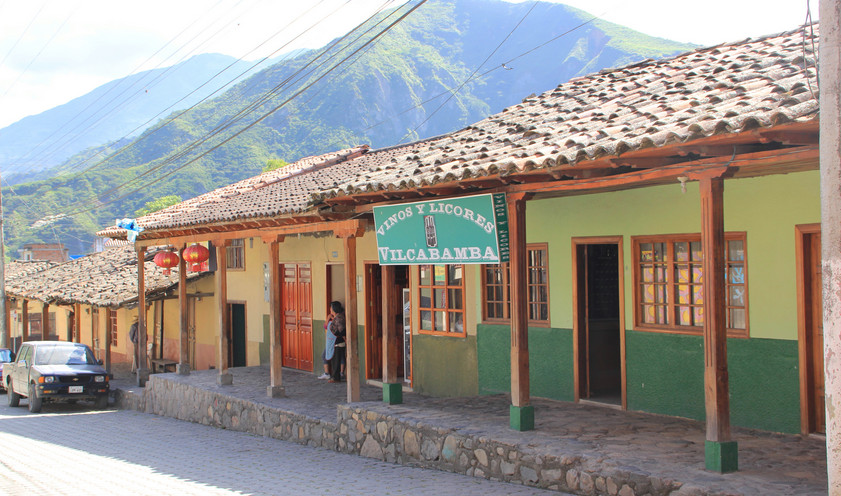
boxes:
[365,264,383,380]
[281,263,313,371]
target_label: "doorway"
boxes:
[227,303,247,368]
[364,264,409,381]
[281,262,313,371]
[573,238,625,407]
[797,224,823,434]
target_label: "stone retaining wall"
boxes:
[115,376,686,496]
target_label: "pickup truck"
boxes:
[5,341,109,413]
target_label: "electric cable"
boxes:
[55,0,427,221]
[47,0,407,216]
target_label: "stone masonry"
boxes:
[116,375,689,496]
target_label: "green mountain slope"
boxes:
[3,0,694,256]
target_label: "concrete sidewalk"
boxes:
[111,366,827,495]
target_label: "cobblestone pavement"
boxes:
[0,399,562,496]
[112,366,828,495]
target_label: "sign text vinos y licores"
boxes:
[373,193,509,265]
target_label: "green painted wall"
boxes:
[413,333,478,397]
[625,330,800,433]
[477,324,574,401]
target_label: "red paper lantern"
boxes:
[182,243,210,272]
[153,251,179,276]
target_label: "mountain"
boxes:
[2,0,695,256]
[0,53,260,181]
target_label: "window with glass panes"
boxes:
[226,239,245,270]
[482,244,549,324]
[634,234,748,336]
[418,264,466,336]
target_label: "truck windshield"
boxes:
[34,345,97,366]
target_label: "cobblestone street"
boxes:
[0,400,561,495]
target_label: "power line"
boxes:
[6,0,235,174]
[0,1,46,69]
[57,0,427,221]
[47,0,407,217]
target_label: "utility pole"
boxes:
[820,0,841,491]
[0,175,7,350]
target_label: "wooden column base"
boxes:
[136,368,150,387]
[216,372,233,386]
[176,363,191,376]
[705,440,738,473]
[382,383,403,404]
[267,385,286,398]
[509,405,534,431]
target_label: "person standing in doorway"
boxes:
[327,301,346,383]
[129,317,139,373]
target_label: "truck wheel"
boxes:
[27,383,42,413]
[94,395,108,410]
[7,380,19,407]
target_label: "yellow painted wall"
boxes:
[527,170,820,340]
[225,238,270,365]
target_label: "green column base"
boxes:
[705,440,738,473]
[383,382,403,404]
[510,405,534,431]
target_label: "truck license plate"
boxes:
[68,386,83,393]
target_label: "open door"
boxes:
[573,238,625,407]
[365,264,409,381]
[797,224,824,434]
[227,303,247,368]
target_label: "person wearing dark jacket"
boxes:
[327,301,346,383]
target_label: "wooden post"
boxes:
[266,238,284,397]
[136,247,150,386]
[104,309,112,375]
[41,303,50,340]
[508,192,533,431]
[74,304,81,343]
[343,234,360,402]
[21,299,28,343]
[215,242,232,385]
[177,245,190,375]
[4,300,10,345]
[381,265,401,404]
[699,176,737,472]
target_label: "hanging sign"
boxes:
[373,193,509,265]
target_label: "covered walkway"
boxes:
[111,367,825,495]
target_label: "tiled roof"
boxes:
[97,146,369,238]
[317,26,819,198]
[6,260,55,282]
[6,246,205,307]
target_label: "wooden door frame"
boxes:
[796,223,821,434]
[571,236,626,409]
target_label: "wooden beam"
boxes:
[136,247,150,386]
[700,177,736,471]
[42,303,49,340]
[135,219,367,248]
[267,239,284,397]
[508,192,533,431]
[104,308,112,375]
[342,234,360,402]
[214,243,232,385]
[74,303,81,343]
[21,299,28,343]
[178,246,190,374]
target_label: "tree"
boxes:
[263,159,289,172]
[134,195,182,217]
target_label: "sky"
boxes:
[0,0,820,129]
